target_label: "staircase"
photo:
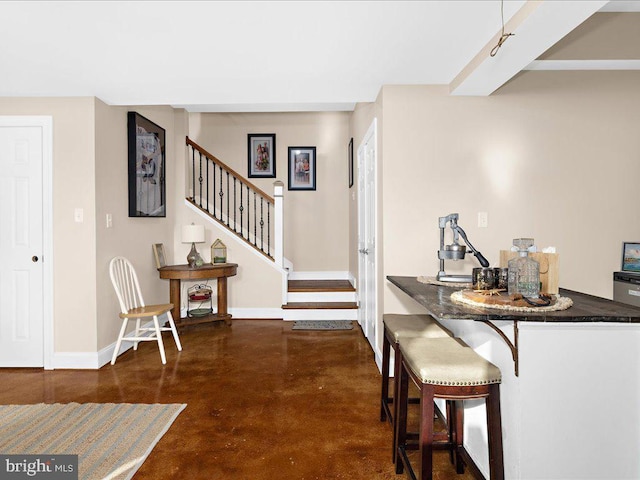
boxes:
[185,137,359,322]
[282,279,358,321]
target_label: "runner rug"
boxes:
[292,321,354,330]
[0,402,186,480]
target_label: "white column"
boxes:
[273,181,284,269]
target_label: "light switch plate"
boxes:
[74,208,84,223]
[478,211,488,228]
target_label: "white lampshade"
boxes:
[181,224,205,244]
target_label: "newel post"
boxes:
[273,181,284,268]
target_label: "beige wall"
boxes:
[379,72,640,327]
[0,98,186,357]
[0,98,98,352]
[188,112,351,272]
[95,102,181,351]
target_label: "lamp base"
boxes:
[187,242,204,268]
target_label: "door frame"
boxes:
[357,118,379,361]
[0,116,54,369]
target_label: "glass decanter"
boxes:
[507,238,540,298]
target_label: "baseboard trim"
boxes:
[52,319,162,370]
[229,308,283,319]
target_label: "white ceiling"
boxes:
[0,1,637,112]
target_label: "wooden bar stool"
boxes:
[381,314,452,462]
[395,336,504,480]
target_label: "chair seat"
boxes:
[120,303,174,318]
[383,314,452,342]
[400,337,502,386]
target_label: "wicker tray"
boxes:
[452,289,573,312]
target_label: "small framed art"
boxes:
[288,146,316,191]
[152,243,167,269]
[128,112,166,217]
[622,242,640,272]
[248,133,276,178]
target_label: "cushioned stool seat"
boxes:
[395,336,504,480]
[381,314,452,463]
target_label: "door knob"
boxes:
[32,256,39,262]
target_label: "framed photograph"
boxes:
[128,112,166,217]
[152,243,167,269]
[288,146,316,191]
[622,242,640,272]
[348,137,354,188]
[248,133,276,178]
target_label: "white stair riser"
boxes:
[282,309,358,321]
[286,291,356,303]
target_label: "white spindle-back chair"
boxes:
[109,256,182,364]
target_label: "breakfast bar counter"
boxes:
[387,275,640,323]
[386,275,640,480]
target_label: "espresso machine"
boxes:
[436,213,489,283]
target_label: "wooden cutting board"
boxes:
[460,289,557,308]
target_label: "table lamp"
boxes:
[182,224,205,268]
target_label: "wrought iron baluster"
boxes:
[253,192,257,247]
[219,168,224,221]
[198,152,204,207]
[226,172,230,227]
[191,147,195,201]
[247,185,251,243]
[260,197,264,251]
[233,178,237,232]
[205,157,210,213]
[239,181,244,238]
[211,163,218,218]
[267,202,271,256]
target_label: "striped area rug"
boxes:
[0,402,186,480]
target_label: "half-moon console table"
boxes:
[159,263,238,328]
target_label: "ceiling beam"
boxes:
[450,0,609,96]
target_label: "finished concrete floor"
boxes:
[0,320,476,479]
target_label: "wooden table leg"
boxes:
[169,278,182,326]
[217,276,232,325]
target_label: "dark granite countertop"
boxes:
[387,276,640,323]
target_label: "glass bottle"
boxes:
[507,238,540,298]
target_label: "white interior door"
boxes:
[0,120,48,367]
[357,119,377,351]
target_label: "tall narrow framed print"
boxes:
[128,112,166,217]
[288,146,316,191]
[248,133,276,178]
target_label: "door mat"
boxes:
[292,321,354,331]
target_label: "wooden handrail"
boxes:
[186,136,274,203]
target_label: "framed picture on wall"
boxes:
[288,146,316,191]
[622,242,640,272]
[248,133,276,178]
[348,137,354,188]
[152,243,167,269]
[128,112,166,217]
